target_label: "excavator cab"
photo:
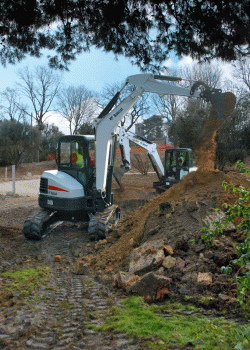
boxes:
[153,148,194,194]
[165,148,193,182]
[58,135,96,193]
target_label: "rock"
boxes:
[127,271,171,301]
[183,264,197,273]
[176,257,186,269]
[203,210,235,231]
[218,293,237,304]
[99,239,107,245]
[197,272,213,284]
[113,271,141,291]
[75,260,90,275]
[54,255,61,262]
[129,239,165,276]
[162,256,176,269]
[181,272,198,283]
[158,340,165,345]
[172,334,183,339]
[185,201,199,212]
[155,267,165,275]
[164,245,174,255]
[218,293,229,301]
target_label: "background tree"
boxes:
[17,65,62,129]
[1,1,248,71]
[141,115,166,141]
[0,119,39,167]
[57,85,97,135]
[0,87,29,122]
[168,99,208,149]
[40,124,64,163]
[78,122,95,135]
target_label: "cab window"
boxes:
[59,140,85,168]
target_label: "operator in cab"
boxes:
[72,144,84,168]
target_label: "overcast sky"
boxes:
[0,47,234,134]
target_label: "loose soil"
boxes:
[1,158,250,349]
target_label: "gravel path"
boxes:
[0,179,40,197]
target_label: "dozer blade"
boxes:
[113,166,129,187]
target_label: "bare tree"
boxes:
[17,65,62,129]
[232,58,250,92]
[57,85,97,135]
[179,61,223,89]
[0,87,29,122]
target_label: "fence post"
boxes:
[5,167,7,181]
[12,165,15,195]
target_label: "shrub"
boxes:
[131,153,150,175]
[201,161,250,315]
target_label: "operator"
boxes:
[72,144,84,168]
[178,155,185,166]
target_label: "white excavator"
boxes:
[23,73,235,241]
[113,125,197,193]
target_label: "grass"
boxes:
[0,265,51,298]
[85,295,250,350]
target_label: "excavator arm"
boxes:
[94,73,232,197]
[113,126,165,186]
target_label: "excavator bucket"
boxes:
[113,166,130,187]
[201,89,236,120]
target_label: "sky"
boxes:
[0,46,235,134]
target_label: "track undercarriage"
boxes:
[23,205,121,241]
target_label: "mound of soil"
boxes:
[95,169,249,270]
[91,168,250,309]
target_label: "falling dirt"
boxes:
[195,92,236,171]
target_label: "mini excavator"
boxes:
[113,126,196,194]
[23,74,235,241]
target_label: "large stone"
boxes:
[129,239,165,276]
[197,272,213,284]
[176,257,186,269]
[113,271,141,291]
[162,256,176,269]
[127,271,171,301]
[164,245,174,255]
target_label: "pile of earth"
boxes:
[85,168,250,312]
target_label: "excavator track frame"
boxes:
[88,204,121,241]
[23,209,60,240]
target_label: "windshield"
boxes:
[60,140,85,168]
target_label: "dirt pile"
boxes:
[90,168,249,309]
[94,169,248,271]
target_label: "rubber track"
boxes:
[23,209,51,240]
[88,204,119,241]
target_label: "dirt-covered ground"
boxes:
[1,158,250,349]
